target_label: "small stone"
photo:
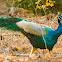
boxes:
[38,55,41,58]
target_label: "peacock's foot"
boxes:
[48,55,58,59]
[47,51,57,59]
[48,55,60,59]
[29,54,36,58]
[46,49,55,59]
[29,53,41,58]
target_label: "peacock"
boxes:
[0,15,62,57]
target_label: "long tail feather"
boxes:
[0,17,31,31]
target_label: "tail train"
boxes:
[0,17,30,31]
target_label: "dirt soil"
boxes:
[0,0,62,62]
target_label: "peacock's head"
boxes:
[57,15,62,34]
[58,15,62,25]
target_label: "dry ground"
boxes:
[0,0,62,62]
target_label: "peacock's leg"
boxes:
[47,49,58,58]
[29,47,37,57]
[30,47,37,55]
[47,49,51,58]
[47,49,55,58]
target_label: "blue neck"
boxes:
[52,23,62,38]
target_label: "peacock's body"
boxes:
[0,15,62,57]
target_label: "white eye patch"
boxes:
[60,20,62,24]
[58,16,62,24]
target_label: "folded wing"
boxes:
[16,21,53,36]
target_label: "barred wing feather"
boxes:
[16,21,53,36]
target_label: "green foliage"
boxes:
[5,0,62,16]
[54,0,62,12]
[5,2,11,7]
[5,0,19,7]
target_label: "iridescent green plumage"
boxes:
[0,15,62,52]
[0,17,30,31]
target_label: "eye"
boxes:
[59,17,61,19]
[59,17,62,24]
